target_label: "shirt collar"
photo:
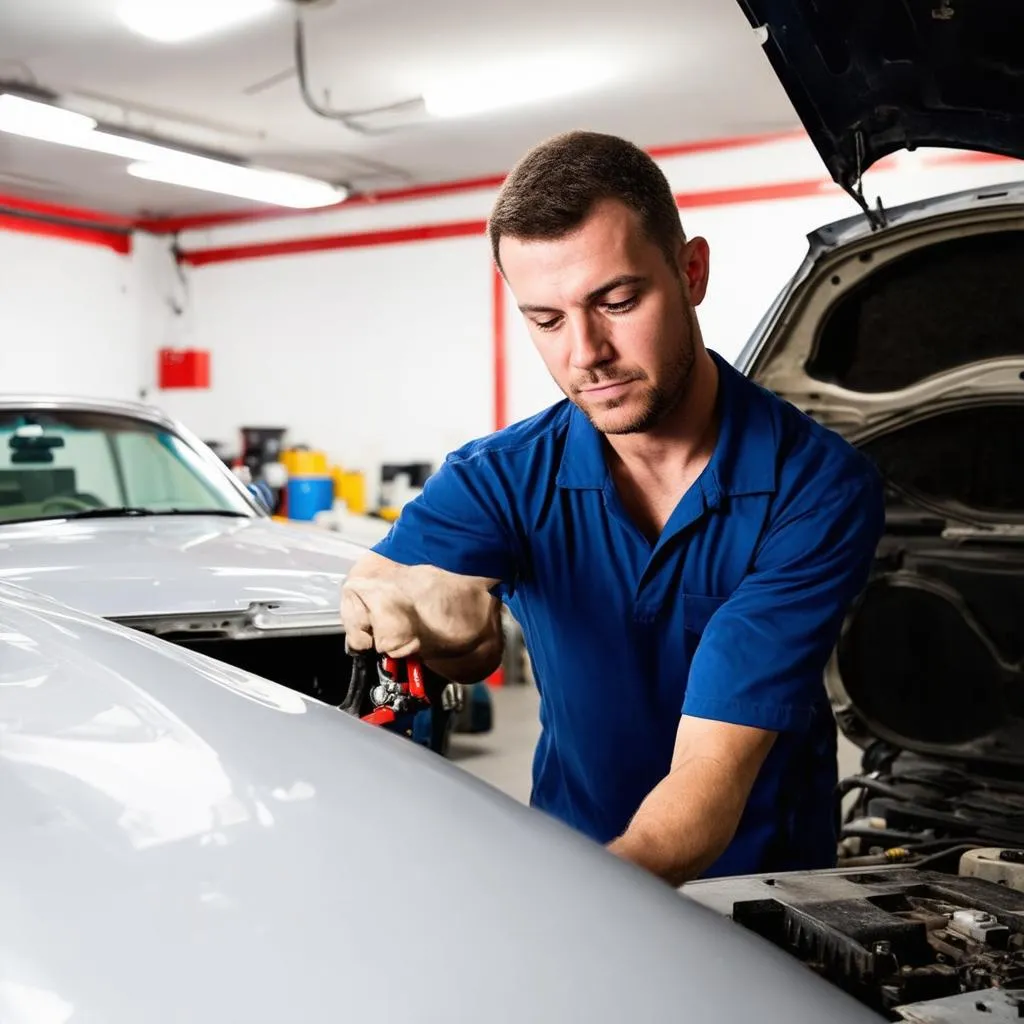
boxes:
[555,349,778,497]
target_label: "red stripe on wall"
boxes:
[140,174,510,236]
[675,177,833,209]
[492,264,508,432]
[178,218,488,267]
[178,177,838,267]
[648,129,804,161]
[924,150,1022,168]
[0,212,132,253]
[0,192,136,229]
[141,129,811,236]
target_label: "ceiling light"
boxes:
[117,0,279,44]
[0,91,345,209]
[0,94,97,143]
[127,157,347,209]
[423,56,611,119]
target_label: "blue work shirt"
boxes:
[373,351,885,878]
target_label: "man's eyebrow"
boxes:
[518,275,648,315]
[584,275,647,303]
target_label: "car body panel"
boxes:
[737,189,1024,447]
[0,583,882,1023]
[0,515,363,622]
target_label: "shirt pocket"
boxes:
[681,594,727,656]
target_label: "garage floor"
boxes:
[451,683,864,807]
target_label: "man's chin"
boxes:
[578,397,653,435]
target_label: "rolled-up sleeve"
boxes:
[681,470,886,733]
[372,453,519,585]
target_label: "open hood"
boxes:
[735,0,1024,217]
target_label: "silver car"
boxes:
[0,396,364,703]
[0,581,879,1023]
[0,397,496,748]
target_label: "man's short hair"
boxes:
[488,130,685,272]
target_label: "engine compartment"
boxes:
[173,632,354,706]
[686,865,1024,1021]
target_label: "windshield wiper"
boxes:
[57,507,250,520]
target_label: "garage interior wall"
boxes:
[0,228,143,401]
[4,133,1019,502]
[157,134,1021,496]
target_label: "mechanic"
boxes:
[341,130,886,887]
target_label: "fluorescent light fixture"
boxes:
[0,94,97,143]
[117,0,279,44]
[423,56,611,119]
[127,156,347,209]
[0,95,167,159]
[0,92,346,209]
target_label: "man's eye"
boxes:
[605,296,638,313]
[535,317,562,332]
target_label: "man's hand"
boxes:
[341,552,504,683]
[606,715,776,887]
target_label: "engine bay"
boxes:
[686,862,1024,1022]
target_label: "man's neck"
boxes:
[604,349,720,488]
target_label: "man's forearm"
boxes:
[606,756,747,887]
[425,629,503,684]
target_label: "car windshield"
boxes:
[0,408,256,524]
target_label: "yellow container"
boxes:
[282,448,328,476]
[333,468,367,515]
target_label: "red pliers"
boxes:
[361,655,430,726]
[340,650,461,754]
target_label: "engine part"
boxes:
[960,848,1024,894]
[686,868,1024,1020]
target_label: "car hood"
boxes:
[734,0,1024,202]
[0,583,880,1024]
[0,515,367,626]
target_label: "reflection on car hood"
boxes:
[0,515,366,620]
[734,0,1024,198]
[0,583,879,1024]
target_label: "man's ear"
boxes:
[679,236,711,306]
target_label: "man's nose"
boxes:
[568,314,613,369]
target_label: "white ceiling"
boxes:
[0,0,802,218]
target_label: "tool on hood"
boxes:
[340,650,462,754]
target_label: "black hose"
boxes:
[339,651,375,715]
[841,826,926,846]
[905,836,992,854]
[912,844,987,872]
[837,776,918,803]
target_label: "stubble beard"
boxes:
[572,301,699,436]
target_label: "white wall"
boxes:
[156,234,494,478]
[165,137,1022,489]
[23,133,1002,500]
[0,230,142,400]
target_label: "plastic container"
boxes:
[287,476,334,521]
[283,448,329,476]
[333,468,367,515]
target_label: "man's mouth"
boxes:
[579,379,635,396]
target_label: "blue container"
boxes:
[287,476,334,521]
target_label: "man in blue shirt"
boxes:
[341,130,885,886]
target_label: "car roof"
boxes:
[0,394,177,429]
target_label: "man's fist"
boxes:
[340,557,500,661]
